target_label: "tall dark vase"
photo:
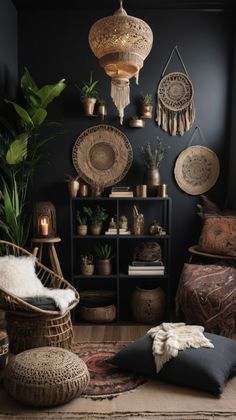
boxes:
[143,168,160,196]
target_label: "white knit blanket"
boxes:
[147,322,214,373]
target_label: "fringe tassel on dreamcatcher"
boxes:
[111,79,130,125]
[156,100,195,136]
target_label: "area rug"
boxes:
[0,341,236,419]
[73,341,146,399]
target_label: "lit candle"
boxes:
[40,218,49,236]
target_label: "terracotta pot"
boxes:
[131,286,166,323]
[67,180,80,198]
[143,168,160,196]
[81,264,94,276]
[77,225,88,236]
[96,259,112,276]
[140,104,153,119]
[90,224,102,235]
[81,97,96,116]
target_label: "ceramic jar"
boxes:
[131,286,166,323]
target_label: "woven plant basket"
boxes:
[79,304,116,323]
[6,311,73,354]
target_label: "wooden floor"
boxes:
[73,325,149,342]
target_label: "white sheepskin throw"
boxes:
[0,255,75,314]
[147,322,214,373]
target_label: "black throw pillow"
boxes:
[108,333,236,395]
[24,296,58,310]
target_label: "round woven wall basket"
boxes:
[174,145,220,195]
[72,124,133,188]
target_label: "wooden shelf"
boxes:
[70,196,172,324]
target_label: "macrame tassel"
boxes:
[162,106,168,132]
[111,79,130,125]
[190,102,195,125]
[135,71,140,85]
[156,101,162,126]
[178,111,185,136]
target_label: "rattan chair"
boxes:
[0,240,79,354]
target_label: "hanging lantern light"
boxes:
[89,1,153,124]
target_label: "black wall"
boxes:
[0,0,18,98]
[15,8,234,301]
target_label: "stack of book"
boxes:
[105,228,131,235]
[109,186,133,198]
[128,260,165,276]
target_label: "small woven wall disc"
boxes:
[174,145,220,195]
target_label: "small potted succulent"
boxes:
[83,205,108,235]
[94,243,112,275]
[141,137,169,195]
[76,71,98,116]
[76,210,88,236]
[80,253,94,276]
[129,115,145,128]
[140,93,153,119]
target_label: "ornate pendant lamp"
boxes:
[89,1,153,124]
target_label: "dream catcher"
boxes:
[156,46,195,136]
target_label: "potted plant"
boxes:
[141,137,169,195]
[0,67,66,247]
[83,205,108,235]
[94,243,112,275]
[140,93,153,119]
[97,98,107,120]
[76,210,88,236]
[129,115,145,128]
[77,72,98,116]
[80,253,94,275]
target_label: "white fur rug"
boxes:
[0,255,75,314]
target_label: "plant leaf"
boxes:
[21,66,38,92]
[31,108,47,126]
[6,133,29,165]
[37,79,66,108]
[5,100,34,128]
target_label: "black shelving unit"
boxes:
[70,196,172,324]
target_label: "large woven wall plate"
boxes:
[174,146,220,195]
[72,125,133,188]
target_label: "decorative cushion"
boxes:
[198,195,221,215]
[198,214,236,256]
[24,296,58,310]
[4,346,90,407]
[108,332,236,395]
[175,263,236,338]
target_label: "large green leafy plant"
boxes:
[0,67,66,246]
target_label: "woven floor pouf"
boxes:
[4,346,90,407]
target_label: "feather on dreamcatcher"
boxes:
[156,46,195,136]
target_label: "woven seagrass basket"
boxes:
[79,304,116,323]
[6,311,73,354]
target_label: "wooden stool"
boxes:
[31,237,63,277]
[188,245,236,263]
